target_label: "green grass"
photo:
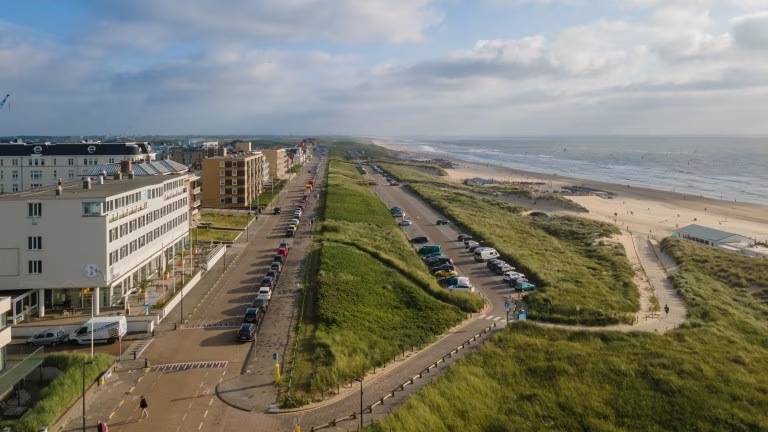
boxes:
[191,227,240,242]
[198,212,253,229]
[282,152,480,406]
[251,180,287,208]
[371,240,768,432]
[409,183,638,325]
[0,353,113,432]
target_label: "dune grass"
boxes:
[409,183,638,325]
[0,353,113,432]
[282,155,479,407]
[191,227,240,242]
[198,212,253,229]
[371,240,768,432]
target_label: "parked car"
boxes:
[438,275,461,287]
[495,264,516,275]
[436,219,450,225]
[399,219,412,226]
[411,236,430,244]
[258,286,272,300]
[426,256,453,266]
[422,252,444,262]
[465,241,479,250]
[430,263,456,274]
[290,218,300,226]
[434,269,458,278]
[273,254,285,264]
[236,324,257,342]
[458,234,472,242]
[265,269,279,282]
[243,307,263,324]
[503,272,526,283]
[277,247,289,258]
[487,259,505,270]
[279,242,290,250]
[270,261,283,273]
[251,297,270,311]
[27,328,65,346]
[285,229,295,238]
[260,276,275,289]
[468,244,486,253]
[448,277,474,292]
[515,279,536,292]
[273,207,282,215]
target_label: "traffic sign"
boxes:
[144,304,150,315]
[504,302,510,311]
[272,353,278,361]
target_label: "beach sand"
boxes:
[372,139,768,243]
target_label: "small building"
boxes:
[673,224,752,247]
[201,152,266,208]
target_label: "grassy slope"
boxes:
[372,239,768,432]
[285,153,477,405]
[410,183,638,325]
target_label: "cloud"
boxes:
[731,11,768,50]
[84,0,443,47]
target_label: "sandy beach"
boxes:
[371,138,768,244]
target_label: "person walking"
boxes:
[139,396,149,421]
[664,304,670,316]
[97,420,105,432]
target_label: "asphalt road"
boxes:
[79,160,324,432]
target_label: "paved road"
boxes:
[60,158,322,432]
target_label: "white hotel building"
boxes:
[0,141,155,193]
[0,164,189,322]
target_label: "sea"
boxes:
[373,136,768,206]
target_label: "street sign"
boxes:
[144,304,150,315]
[504,302,510,311]
[147,291,158,306]
[272,353,278,361]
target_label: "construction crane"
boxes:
[0,94,9,110]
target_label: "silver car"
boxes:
[27,328,66,346]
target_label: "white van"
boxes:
[474,248,500,262]
[68,316,127,345]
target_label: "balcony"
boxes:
[192,186,201,195]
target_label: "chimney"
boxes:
[98,173,105,184]
[83,177,92,189]
[121,160,133,174]
[127,172,135,179]
[114,172,123,180]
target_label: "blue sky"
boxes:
[1,0,767,136]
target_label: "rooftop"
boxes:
[84,160,188,176]
[205,151,263,160]
[0,174,186,201]
[676,224,742,241]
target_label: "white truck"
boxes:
[68,316,127,345]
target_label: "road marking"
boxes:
[198,422,204,430]
[149,361,229,373]
[109,411,115,420]
[128,386,135,393]
[189,402,194,409]
[204,410,208,418]
[478,314,487,319]
[182,413,188,421]
[118,400,124,407]
[209,398,214,406]
[494,317,503,321]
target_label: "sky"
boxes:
[0,0,767,136]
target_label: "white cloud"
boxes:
[730,11,768,49]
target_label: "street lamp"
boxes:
[354,376,364,430]
[82,360,94,432]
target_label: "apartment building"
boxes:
[0,141,155,193]
[262,149,291,181]
[200,153,266,208]
[0,165,189,321]
[166,145,227,170]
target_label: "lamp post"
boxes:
[354,376,363,430]
[82,360,94,432]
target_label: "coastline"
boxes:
[369,138,768,242]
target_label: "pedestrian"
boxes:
[139,396,149,421]
[664,304,670,316]
[97,420,104,432]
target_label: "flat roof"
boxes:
[205,152,263,160]
[0,174,186,201]
[676,224,739,242]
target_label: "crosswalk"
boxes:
[478,314,508,322]
[149,361,228,373]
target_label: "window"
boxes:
[12,184,18,192]
[68,169,75,179]
[28,202,42,217]
[68,158,75,166]
[231,170,237,176]
[219,161,225,167]
[219,179,225,185]
[220,188,225,195]
[219,170,225,177]
[232,179,238,185]
[28,236,42,250]
[12,159,18,166]
[109,158,116,163]
[12,171,18,180]
[28,260,42,274]
[30,170,42,180]
[83,202,102,216]
[220,198,226,203]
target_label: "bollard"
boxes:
[133,350,137,360]
[144,358,149,368]
[152,329,155,337]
